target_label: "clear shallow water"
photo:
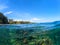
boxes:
[0,24,60,45]
[0,23,54,30]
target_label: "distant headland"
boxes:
[0,12,33,24]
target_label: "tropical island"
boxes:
[0,12,32,24]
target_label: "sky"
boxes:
[0,0,60,23]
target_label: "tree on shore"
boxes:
[0,12,8,24]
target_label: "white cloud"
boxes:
[12,17,54,23]
[30,18,41,22]
[13,19,23,21]
[29,18,52,23]
[31,18,40,20]
[4,11,13,15]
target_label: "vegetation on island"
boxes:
[9,19,31,24]
[0,12,8,24]
[0,12,32,24]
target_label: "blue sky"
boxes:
[0,0,60,22]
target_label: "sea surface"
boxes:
[0,23,54,30]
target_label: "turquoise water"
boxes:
[0,24,59,45]
[0,23,54,29]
